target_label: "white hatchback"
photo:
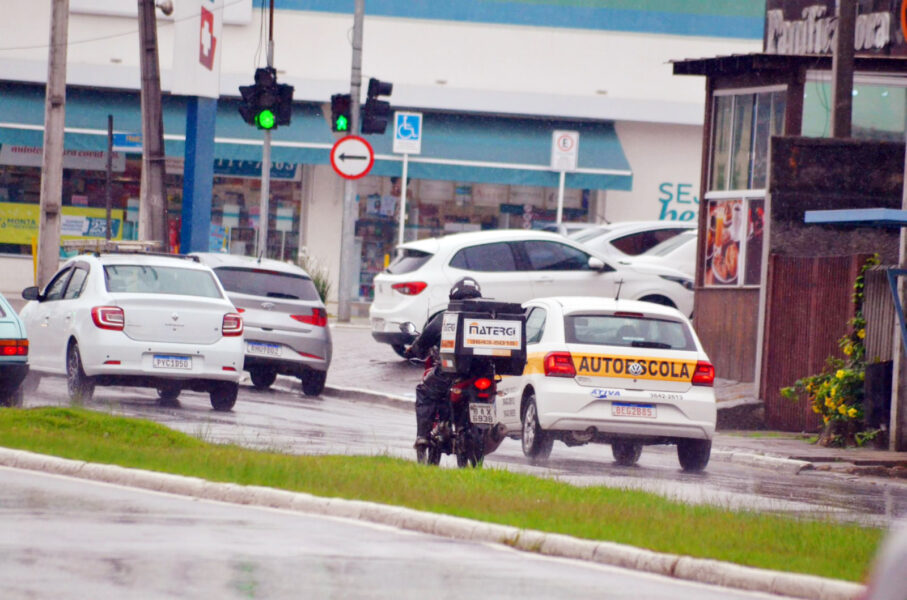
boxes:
[369,229,694,357]
[20,252,245,411]
[496,297,716,471]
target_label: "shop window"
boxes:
[449,242,517,272]
[709,88,786,192]
[802,75,907,141]
[702,196,765,288]
[521,241,591,271]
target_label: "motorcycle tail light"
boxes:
[0,339,28,356]
[391,281,427,296]
[222,313,244,336]
[544,351,576,378]
[691,361,715,387]
[474,377,492,390]
[292,307,328,327]
[91,306,125,331]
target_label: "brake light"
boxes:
[474,377,492,390]
[291,308,328,327]
[391,281,427,296]
[91,306,125,331]
[544,352,576,378]
[222,313,244,336]
[236,307,246,313]
[691,361,715,386]
[0,339,28,356]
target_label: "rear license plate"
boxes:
[153,355,191,370]
[468,403,495,425]
[247,341,281,356]
[611,402,656,419]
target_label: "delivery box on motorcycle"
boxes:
[439,298,526,376]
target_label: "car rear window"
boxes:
[610,228,690,256]
[387,248,433,275]
[564,314,696,351]
[213,267,321,301]
[104,265,223,298]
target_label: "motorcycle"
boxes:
[401,322,508,468]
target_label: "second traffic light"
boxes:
[239,67,294,130]
[361,78,393,135]
[330,94,351,132]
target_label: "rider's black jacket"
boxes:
[408,311,444,360]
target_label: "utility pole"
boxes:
[830,0,855,138]
[37,0,69,288]
[337,0,364,322]
[256,0,275,260]
[137,0,169,248]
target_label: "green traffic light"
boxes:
[335,114,349,132]
[256,109,276,130]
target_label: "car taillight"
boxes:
[391,281,427,296]
[544,352,576,378]
[222,313,243,336]
[91,306,125,331]
[291,308,328,327]
[0,339,28,356]
[692,361,715,386]
[474,378,492,390]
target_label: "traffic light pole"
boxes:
[337,0,364,322]
[256,1,276,259]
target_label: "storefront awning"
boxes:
[0,83,631,190]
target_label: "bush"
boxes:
[297,249,332,305]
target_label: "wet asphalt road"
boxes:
[0,467,796,600]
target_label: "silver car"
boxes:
[192,253,332,396]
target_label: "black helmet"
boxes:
[449,277,481,300]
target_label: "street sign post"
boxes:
[550,130,579,225]
[393,111,423,244]
[330,135,374,180]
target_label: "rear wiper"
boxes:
[265,292,298,299]
[631,341,672,349]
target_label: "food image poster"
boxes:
[704,199,743,286]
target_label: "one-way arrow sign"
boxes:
[331,136,374,179]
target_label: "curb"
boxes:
[0,447,865,600]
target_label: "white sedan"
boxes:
[20,251,245,411]
[496,297,717,471]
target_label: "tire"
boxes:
[156,382,181,403]
[521,395,553,461]
[391,344,408,359]
[66,342,95,403]
[677,439,711,472]
[611,441,643,466]
[209,381,238,412]
[301,370,326,397]
[249,367,277,390]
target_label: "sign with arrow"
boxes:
[330,135,375,180]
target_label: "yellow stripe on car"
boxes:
[573,354,696,382]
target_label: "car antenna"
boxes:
[615,278,624,301]
[257,249,264,264]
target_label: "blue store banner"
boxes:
[213,159,298,180]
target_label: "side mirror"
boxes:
[588,257,606,271]
[399,322,417,335]
[22,286,41,301]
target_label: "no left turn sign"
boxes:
[330,135,375,180]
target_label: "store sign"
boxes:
[212,159,298,180]
[0,145,125,172]
[0,202,124,244]
[764,0,899,55]
[172,0,224,98]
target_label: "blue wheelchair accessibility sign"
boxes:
[393,111,423,154]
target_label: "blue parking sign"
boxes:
[393,111,423,155]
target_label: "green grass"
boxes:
[0,407,882,582]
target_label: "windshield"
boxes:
[564,313,696,351]
[104,265,223,298]
[213,267,321,301]
[387,248,433,274]
[643,231,697,257]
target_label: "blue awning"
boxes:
[0,82,631,190]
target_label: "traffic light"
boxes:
[238,67,294,130]
[330,93,351,132]
[361,77,393,135]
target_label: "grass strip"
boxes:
[0,407,882,582]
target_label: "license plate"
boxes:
[468,403,495,425]
[153,355,191,370]
[611,402,657,419]
[247,341,281,356]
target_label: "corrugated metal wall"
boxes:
[693,289,759,382]
[863,266,897,363]
[761,255,867,431]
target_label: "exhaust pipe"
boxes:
[483,422,508,454]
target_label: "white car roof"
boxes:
[528,296,689,320]
[397,229,588,253]
[190,252,312,277]
[570,220,696,240]
[70,252,213,271]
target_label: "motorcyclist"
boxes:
[405,277,482,450]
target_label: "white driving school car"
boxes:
[496,297,717,471]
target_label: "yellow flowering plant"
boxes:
[780,255,880,447]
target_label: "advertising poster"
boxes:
[0,202,124,244]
